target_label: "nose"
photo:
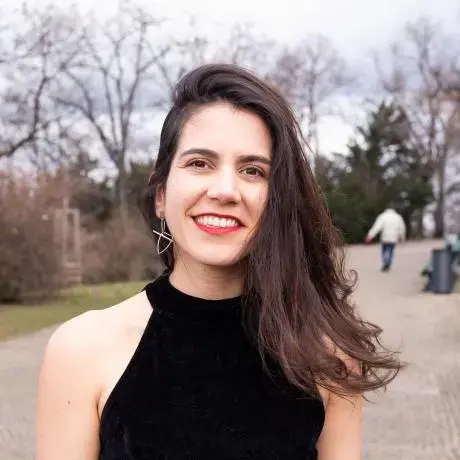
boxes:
[206,166,241,203]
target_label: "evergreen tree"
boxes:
[318,102,433,243]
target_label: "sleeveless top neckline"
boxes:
[98,274,325,460]
[146,274,243,322]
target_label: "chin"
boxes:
[188,248,247,270]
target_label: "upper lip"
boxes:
[193,213,243,226]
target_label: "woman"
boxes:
[35,64,403,459]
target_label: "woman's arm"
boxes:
[35,311,102,460]
[316,342,363,460]
[316,391,362,460]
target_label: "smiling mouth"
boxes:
[193,215,242,234]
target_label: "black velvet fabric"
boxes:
[99,275,325,459]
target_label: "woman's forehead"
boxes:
[176,103,272,160]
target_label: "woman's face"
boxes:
[156,102,272,268]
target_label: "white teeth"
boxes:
[196,216,239,228]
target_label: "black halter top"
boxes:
[99,275,325,459]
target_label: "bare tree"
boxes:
[154,19,277,108]
[154,16,210,106]
[376,18,460,237]
[217,22,276,73]
[0,4,82,160]
[52,3,171,221]
[267,35,353,157]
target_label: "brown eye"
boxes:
[243,166,264,177]
[189,160,208,169]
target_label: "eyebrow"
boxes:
[179,148,271,165]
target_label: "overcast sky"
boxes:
[63,0,460,52]
[6,0,460,155]
[16,0,456,61]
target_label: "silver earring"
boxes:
[152,217,173,255]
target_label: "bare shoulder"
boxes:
[35,291,152,460]
[37,289,151,402]
[43,290,151,370]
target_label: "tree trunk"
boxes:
[115,161,128,226]
[119,186,128,227]
[416,210,424,239]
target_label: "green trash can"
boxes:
[431,248,453,294]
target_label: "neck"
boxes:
[169,257,245,300]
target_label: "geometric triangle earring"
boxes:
[152,217,173,255]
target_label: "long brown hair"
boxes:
[142,63,403,397]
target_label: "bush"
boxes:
[0,173,62,303]
[82,214,162,284]
[0,169,162,301]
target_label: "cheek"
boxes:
[248,186,268,216]
[163,173,202,218]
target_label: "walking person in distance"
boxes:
[365,207,406,272]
